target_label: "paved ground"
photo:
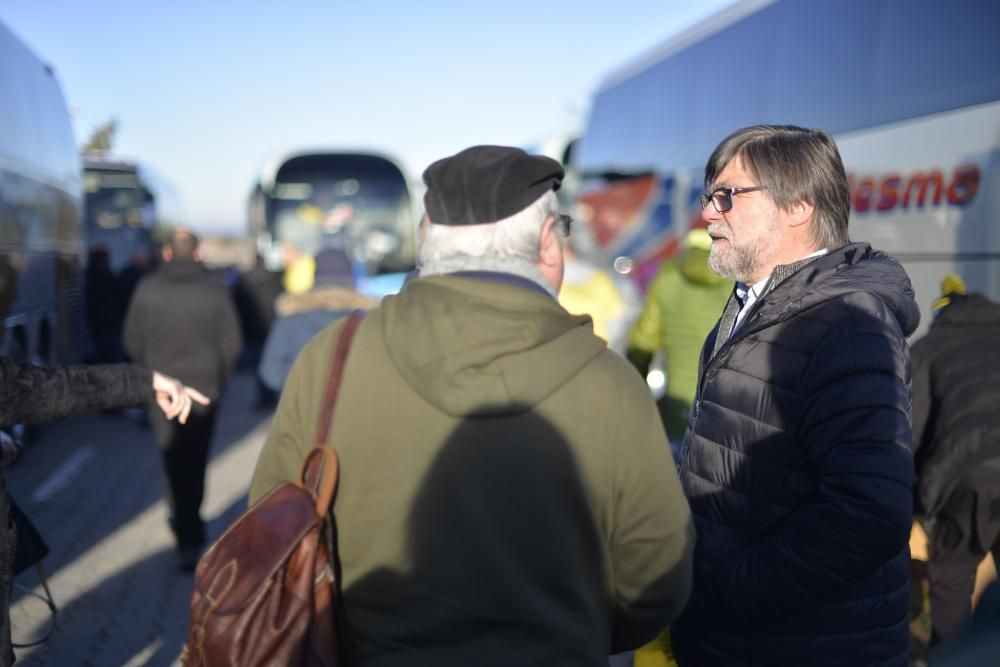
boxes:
[5,367,961,666]
[6,371,272,667]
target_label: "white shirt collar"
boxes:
[735,275,769,306]
[731,248,828,335]
[736,248,829,303]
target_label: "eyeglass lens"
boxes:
[699,191,733,213]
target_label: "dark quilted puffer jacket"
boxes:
[672,243,920,667]
[911,293,1000,517]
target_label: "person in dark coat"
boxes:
[257,247,376,393]
[672,125,919,666]
[233,255,283,347]
[117,246,152,311]
[0,359,206,666]
[911,275,1000,646]
[84,247,127,364]
[123,228,242,571]
[929,580,1000,665]
[233,254,289,409]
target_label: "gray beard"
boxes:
[709,241,762,283]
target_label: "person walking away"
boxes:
[626,228,733,445]
[84,247,127,364]
[911,274,1000,648]
[123,229,242,572]
[118,246,151,310]
[250,145,694,667]
[258,247,376,393]
[232,254,284,409]
[672,125,919,666]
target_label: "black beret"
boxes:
[422,145,563,225]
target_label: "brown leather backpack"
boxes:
[182,312,363,666]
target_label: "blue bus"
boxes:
[575,0,1000,334]
[82,155,180,272]
[0,20,86,366]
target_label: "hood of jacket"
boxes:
[275,287,378,317]
[379,274,606,417]
[745,242,921,338]
[933,292,1000,329]
[157,258,211,284]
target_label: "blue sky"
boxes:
[0,1,733,235]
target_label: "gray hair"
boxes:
[705,125,851,250]
[418,190,559,294]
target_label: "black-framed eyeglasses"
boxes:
[698,185,768,213]
[555,214,572,237]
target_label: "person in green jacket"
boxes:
[627,228,733,442]
[250,145,694,667]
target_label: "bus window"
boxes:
[251,151,416,280]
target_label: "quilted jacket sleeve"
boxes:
[716,299,914,625]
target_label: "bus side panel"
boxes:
[0,21,85,365]
[840,101,1000,335]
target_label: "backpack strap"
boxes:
[302,310,365,514]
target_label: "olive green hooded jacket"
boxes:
[250,274,694,667]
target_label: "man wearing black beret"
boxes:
[251,145,694,666]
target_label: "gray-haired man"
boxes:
[672,125,919,666]
[251,145,694,666]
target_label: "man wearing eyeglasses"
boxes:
[670,125,919,666]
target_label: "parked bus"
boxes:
[575,0,1000,334]
[0,20,86,366]
[83,155,180,272]
[248,150,417,290]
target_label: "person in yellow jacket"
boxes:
[283,252,316,294]
[559,242,637,354]
[634,628,676,667]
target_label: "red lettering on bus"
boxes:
[946,165,980,205]
[902,170,943,208]
[853,178,875,213]
[848,165,978,213]
[876,174,901,211]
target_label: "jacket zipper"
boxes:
[679,285,772,472]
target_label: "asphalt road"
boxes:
[6,371,271,667]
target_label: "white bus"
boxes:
[575,0,1000,335]
[0,20,85,365]
[248,150,417,293]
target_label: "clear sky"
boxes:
[0,1,734,236]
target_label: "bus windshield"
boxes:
[258,153,416,275]
[83,166,156,272]
[84,172,145,230]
